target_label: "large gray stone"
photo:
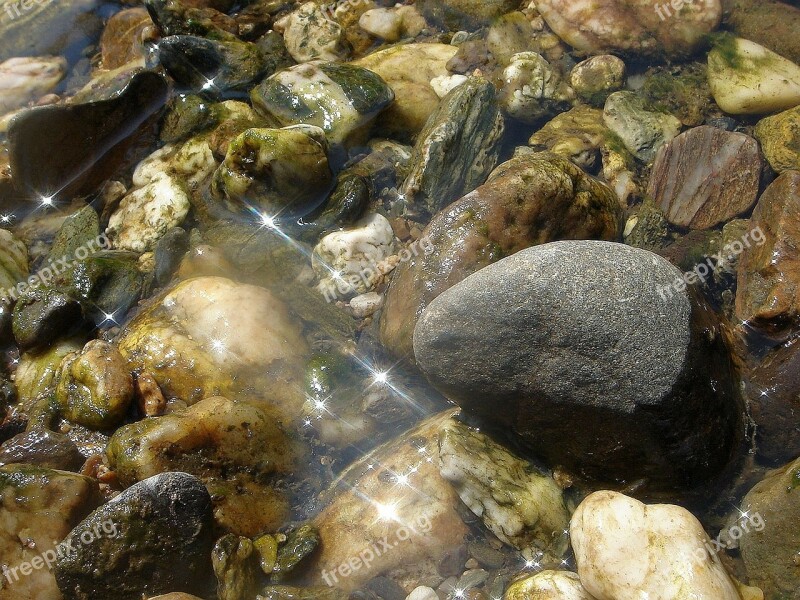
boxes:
[413,241,742,492]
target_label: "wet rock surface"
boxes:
[116,277,309,412]
[310,411,469,592]
[54,472,215,600]
[0,465,99,600]
[708,35,800,115]
[739,457,800,600]
[754,105,800,173]
[399,77,504,216]
[381,152,622,361]
[648,126,763,230]
[414,241,741,491]
[736,171,800,328]
[107,396,301,536]
[534,0,721,58]
[602,91,681,163]
[744,341,800,465]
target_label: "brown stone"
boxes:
[648,126,763,230]
[743,341,800,465]
[379,152,622,361]
[100,8,153,70]
[736,171,800,327]
[308,411,468,592]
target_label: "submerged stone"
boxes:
[400,77,504,216]
[708,35,800,115]
[251,62,394,146]
[211,125,333,219]
[740,457,800,599]
[54,472,215,600]
[413,241,742,492]
[107,396,300,535]
[0,465,99,600]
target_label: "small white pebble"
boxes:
[406,586,439,600]
[349,292,384,318]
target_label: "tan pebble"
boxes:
[135,371,167,417]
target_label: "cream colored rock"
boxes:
[708,36,800,115]
[309,411,468,592]
[430,74,467,99]
[359,6,427,42]
[354,43,458,139]
[276,2,347,63]
[106,172,189,253]
[0,56,66,115]
[439,419,571,554]
[313,213,396,299]
[15,336,84,412]
[359,7,403,41]
[535,0,721,58]
[117,277,309,414]
[504,571,597,600]
[406,586,438,600]
[107,137,215,252]
[349,292,384,318]
[0,228,28,293]
[500,52,574,124]
[570,55,626,105]
[570,491,761,600]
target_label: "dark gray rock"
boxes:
[54,472,215,600]
[12,288,83,350]
[0,427,84,471]
[413,240,742,492]
[154,227,190,286]
[400,77,505,216]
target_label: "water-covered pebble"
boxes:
[499,52,574,124]
[603,91,681,163]
[708,36,800,115]
[0,56,66,115]
[275,2,348,63]
[313,213,396,300]
[534,0,721,58]
[570,55,625,106]
[0,465,98,600]
[754,105,800,172]
[54,472,215,600]
[251,62,394,146]
[504,571,596,600]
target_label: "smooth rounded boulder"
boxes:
[413,241,742,492]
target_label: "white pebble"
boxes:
[406,586,439,600]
